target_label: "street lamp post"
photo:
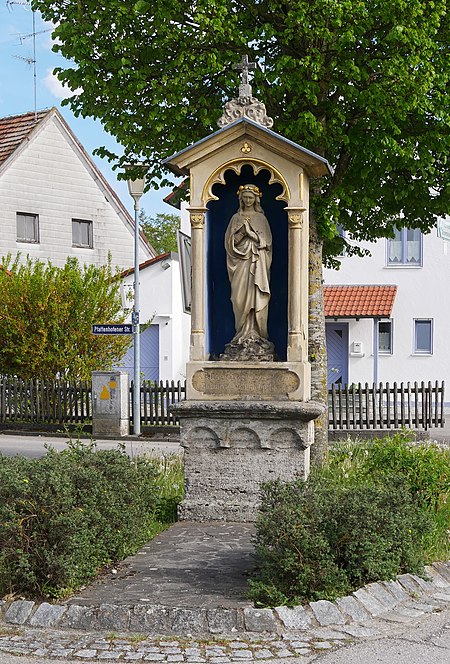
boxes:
[125,165,147,436]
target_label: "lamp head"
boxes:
[124,163,147,203]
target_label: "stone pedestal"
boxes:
[172,400,324,522]
[186,360,311,402]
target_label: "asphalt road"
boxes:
[313,606,450,663]
[0,433,182,458]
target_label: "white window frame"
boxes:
[386,227,422,266]
[413,319,433,355]
[16,212,39,243]
[378,319,393,354]
[72,218,93,248]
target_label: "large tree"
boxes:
[0,255,130,380]
[33,0,450,458]
[139,212,181,255]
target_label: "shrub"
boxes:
[325,432,450,560]
[250,467,433,606]
[0,441,183,599]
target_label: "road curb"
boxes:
[2,562,449,638]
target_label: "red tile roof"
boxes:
[119,252,171,278]
[0,109,50,167]
[324,285,397,318]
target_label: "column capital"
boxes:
[286,211,305,229]
[189,209,207,229]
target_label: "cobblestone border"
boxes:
[1,563,449,638]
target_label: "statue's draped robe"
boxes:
[225,211,272,341]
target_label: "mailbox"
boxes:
[350,341,364,357]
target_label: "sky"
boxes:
[0,2,177,218]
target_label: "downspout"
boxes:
[373,317,379,384]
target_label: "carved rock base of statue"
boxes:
[171,400,324,522]
[220,336,276,362]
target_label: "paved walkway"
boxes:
[1,522,449,662]
[65,522,255,609]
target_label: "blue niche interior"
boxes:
[206,165,288,360]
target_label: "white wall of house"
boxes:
[120,254,190,383]
[324,222,450,393]
[0,112,151,271]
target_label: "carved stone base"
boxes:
[171,400,325,522]
[220,336,276,362]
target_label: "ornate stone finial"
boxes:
[218,54,274,129]
[234,54,256,97]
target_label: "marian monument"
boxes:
[167,57,332,521]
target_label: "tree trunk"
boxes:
[308,208,329,466]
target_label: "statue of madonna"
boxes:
[224,184,272,346]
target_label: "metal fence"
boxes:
[328,381,445,431]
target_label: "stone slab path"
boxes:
[64,523,255,609]
[1,522,449,662]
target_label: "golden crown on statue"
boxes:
[236,184,262,197]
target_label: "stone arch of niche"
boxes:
[202,159,290,205]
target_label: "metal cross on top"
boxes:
[234,55,256,95]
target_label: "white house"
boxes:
[323,222,450,399]
[0,108,154,269]
[0,108,192,382]
[118,252,191,383]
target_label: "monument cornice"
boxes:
[163,118,333,179]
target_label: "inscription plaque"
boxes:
[192,367,300,399]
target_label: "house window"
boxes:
[17,212,39,243]
[414,319,433,354]
[72,219,93,248]
[378,320,393,354]
[387,227,422,265]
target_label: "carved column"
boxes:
[189,209,207,360]
[286,208,307,362]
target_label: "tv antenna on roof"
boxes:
[8,1,40,121]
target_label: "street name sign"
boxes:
[92,324,133,335]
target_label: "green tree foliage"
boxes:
[139,211,180,255]
[31,0,450,457]
[32,0,450,252]
[0,255,130,380]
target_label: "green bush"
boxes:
[325,432,450,560]
[0,441,183,599]
[249,435,443,607]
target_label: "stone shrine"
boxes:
[167,57,332,521]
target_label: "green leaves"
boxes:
[31,0,450,255]
[250,434,448,606]
[0,254,129,380]
[0,443,182,598]
[139,211,181,254]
